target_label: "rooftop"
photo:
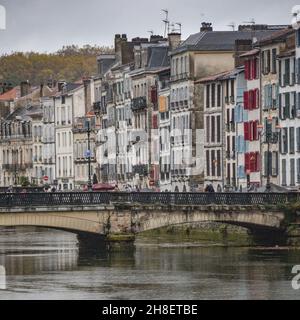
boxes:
[172,29,281,55]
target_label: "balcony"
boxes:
[132,97,147,111]
[132,164,148,176]
[2,163,33,171]
[170,73,189,82]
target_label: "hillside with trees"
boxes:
[0,45,113,86]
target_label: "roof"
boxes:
[0,87,19,101]
[239,48,260,57]
[197,67,244,83]
[258,27,294,46]
[147,46,169,69]
[172,30,279,54]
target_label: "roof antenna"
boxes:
[243,18,255,25]
[176,22,182,34]
[148,30,154,36]
[162,9,169,37]
[227,22,235,31]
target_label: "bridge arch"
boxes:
[134,210,285,234]
[0,212,106,236]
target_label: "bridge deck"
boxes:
[0,192,298,208]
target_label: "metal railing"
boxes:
[0,192,299,208]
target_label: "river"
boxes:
[0,227,299,300]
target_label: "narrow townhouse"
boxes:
[258,29,295,190]
[277,29,297,188]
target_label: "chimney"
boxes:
[114,33,134,65]
[83,77,92,113]
[168,33,181,51]
[150,35,165,43]
[58,81,66,92]
[40,83,44,97]
[234,39,253,67]
[20,81,30,97]
[200,22,213,32]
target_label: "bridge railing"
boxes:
[0,192,299,208]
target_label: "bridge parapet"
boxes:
[0,192,299,208]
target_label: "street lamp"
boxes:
[257,117,281,192]
[86,120,93,192]
[78,119,93,191]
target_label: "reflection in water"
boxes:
[0,227,299,300]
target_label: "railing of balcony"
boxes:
[131,97,147,111]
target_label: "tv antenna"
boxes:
[243,18,255,25]
[162,9,170,37]
[227,22,235,31]
[175,22,182,34]
[148,30,154,36]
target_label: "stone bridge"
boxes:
[0,192,297,245]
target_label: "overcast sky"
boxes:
[0,0,297,54]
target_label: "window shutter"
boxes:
[253,121,258,140]
[244,91,249,110]
[255,152,261,172]
[255,88,259,109]
[264,151,268,176]
[278,93,282,119]
[245,153,250,172]
[244,122,249,141]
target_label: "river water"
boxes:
[0,227,299,300]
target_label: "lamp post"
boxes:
[257,117,281,192]
[86,120,93,192]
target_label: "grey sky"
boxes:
[0,0,297,54]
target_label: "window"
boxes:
[211,84,216,108]
[217,150,221,177]
[272,152,279,176]
[281,128,288,154]
[211,116,215,143]
[206,85,210,108]
[290,127,295,154]
[291,159,296,186]
[206,116,210,143]
[297,128,300,152]
[297,159,300,183]
[271,48,277,73]
[216,116,221,143]
[206,151,210,176]
[284,59,290,86]
[211,150,216,176]
[217,85,221,107]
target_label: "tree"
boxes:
[0,45,113,86]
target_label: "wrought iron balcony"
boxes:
[131,97,147,111]
[132,164,148,176]
[2,163,33,171]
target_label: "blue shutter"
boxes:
[234,106,238,123]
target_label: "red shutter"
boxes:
[253,121,258,140]
[250,121,254,141]
[255,152,260,171]
[244,122,249,140]
[248,90,252,110]
[152,114,158,129]
[244,91,249,109]
[245,153,250,172]
[151,87,157,104]
[255,89,259,109]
